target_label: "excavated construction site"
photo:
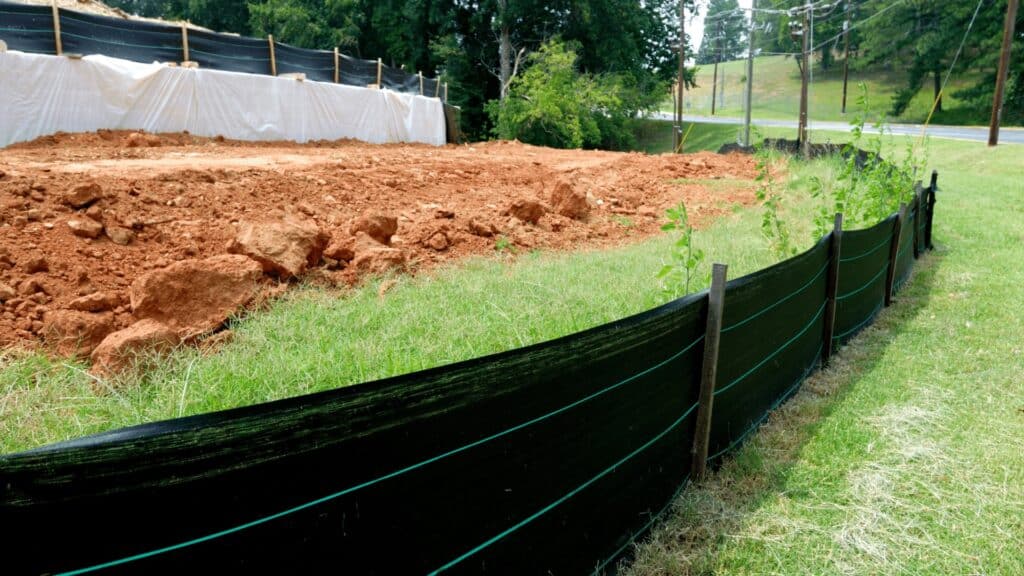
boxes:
[0,131,758,373]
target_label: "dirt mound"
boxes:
[0,131,759,363]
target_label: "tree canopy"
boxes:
[696,0,747,65]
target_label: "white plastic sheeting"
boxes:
[0,51,447,148]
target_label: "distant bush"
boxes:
[486,40,663,150]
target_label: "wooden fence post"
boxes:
[376,58,382,88]
[333,47,340,84]
[444,82,449,102]
[50,1,62,56]
[926,171,938,250]
[434,78,441,98]
[822,213,843,366]
[691,263,728,479]
[181,23,190,63]
[419,71,424,95]
[885,203,907,307]
[268,35,277,76]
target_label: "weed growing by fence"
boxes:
[754,143,797,259]
[811,84,927,238]
[658,202,705,297]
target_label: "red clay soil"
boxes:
[0,131,758,353]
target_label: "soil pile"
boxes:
[0,132,758,370]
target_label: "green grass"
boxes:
[624,132,1024,575]
[671,55,986,125]
[634,119,745,154]
[0,174,822,454]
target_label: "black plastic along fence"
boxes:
[0,1,442,98]
[0,163,938,574]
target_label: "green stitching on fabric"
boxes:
[58,333,706,575]
[707,343,822,461]
[721,261,829,334]
[428,401,701,574]
[714,300,827,397]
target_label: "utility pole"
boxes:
[712,20,722,115]
[989,0,1019,147]
[744,0,758,146]
[841,1,850,114]
[675,0,686,153]
[798,2,810,157]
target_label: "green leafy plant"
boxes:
[812,83,927,238]
[658,202,705,297]
[754,143,796,259]
[494,235,514,254]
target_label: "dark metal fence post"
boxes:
[822,213,843,366]
[926,171,938,250]
[885,203,907,307]
[691,263,727,479]
[912,182,923,259]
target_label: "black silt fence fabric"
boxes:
[185,30,272,75]
[0,294,707,575]
[707,237,830,461]
[424,77,440,98]
[273,41,335,82]
[893,202,917,294]
[57,9,181,63]
[339,54,379,87]
[834,215,895,346]
[381,64,420,93]
[0,2,58,55]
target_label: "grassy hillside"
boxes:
[626,128,1024,575]
[673,55,985,125]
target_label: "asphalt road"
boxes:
[651,113,1024,145]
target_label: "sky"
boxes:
[690,0,755,56]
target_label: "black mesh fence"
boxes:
[0,1,440,97]
[0,1,57,54]
[0,156,937,574]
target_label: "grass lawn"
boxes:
[670,55,986,125]
[624,129,1024,574]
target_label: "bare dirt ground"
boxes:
[0,131,758,356]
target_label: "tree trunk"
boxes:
[499,25,511,100]
[498,0,511,101]
[933,69,942,112]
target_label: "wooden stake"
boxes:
[822,213,843,365]
[419,71,424,95]
[51,0,62,56]
[268,35,277,76]
[376,57,382,89]
[334,48,340,83]
[691,263,728,479]
[181,23,190,63]
[444,82,449,102]
[885,203,907,307]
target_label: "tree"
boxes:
[488,39,639,149]
[858,0,1019,118]
[696,0,746,65]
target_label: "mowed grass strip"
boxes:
[624,134,1024,574]
[1,166,818,454]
